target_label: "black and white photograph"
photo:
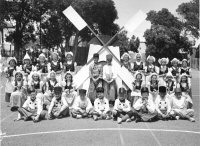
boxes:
[0,0,199,145]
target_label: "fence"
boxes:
[191,58,199,70]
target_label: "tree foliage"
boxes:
[176,0,199,38]
[144,8,192,61]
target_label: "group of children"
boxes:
[3,49,195,123]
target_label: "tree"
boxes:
[176,0,199,38]
[116,30,140,55]
[144,8,192,61]
[1,0,51,61]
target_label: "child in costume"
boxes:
[63,52,77,75]
[112,88,133,124]
[4,57,17,103]
[144,55,158,75]
[169,58,180,83]
[35,53,48,81]
[43,71,59,110]
[177,73,192,98]
[129,71,145,106]
[28,71,44,101]
[169,88,195,122]
[88,53,103,104]
[158,58,169,85]
[121,52,133,72]
[155,86,171,120]
[16,89,45,122]
[48,86,69,119]
[71,89,93,119]
[180,59,192,85]
[22,53,33,83]
[93,87,111,121]
[10,67,27,111]
[103,54,117,105]
[133,87,157,122]
[147,73,160,103]
[61,72,77,110]
[164,72,176,95]
[48,52,62,83]
[132,53,145,73]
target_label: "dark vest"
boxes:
[150,80,158,92]
[180,68,190,75]
[146,65,155,73]
[64,62,75,72]
[47,80,58,92]
[166,81,174,91]
[37,63,48,73]
[180,82,189,92]
[171,67,179,76]
[159,66,168,75]
[51,61,61,72]
[23,64,32,74]
[133,62,143,71]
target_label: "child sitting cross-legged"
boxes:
[169,88,195,122]
[47,86,69,120]
[112,87,133,124]
[71,89,93,119]
[133,87,157,122]
[16,89,46,122]
[92,87,112,121]
[155,86,171,120]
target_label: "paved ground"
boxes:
[0,69,199,146]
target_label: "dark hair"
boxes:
[159,86,167,93]
[141,87,149,93]
[96,87,104,93]
[27,88,36,94]
[119,87,126,95]
[65,73,73,83]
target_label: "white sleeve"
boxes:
[123,100,131,112]
[37,98,43,115]
[133,98,143,110]
[113,99,119,110]
[103,98,110,114]
[22,99,30,108]
[48,98,55,114]
[94,99,101,114]
[86,98,93,112]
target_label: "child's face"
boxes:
[67,55,72,61]
[148,59,153,64]
[50,73,56,80]
[33,74,39,81]
[97,92,104,99]
[93,57,99,64]
[16,73,22,81]
[141,92,149,99]
[65,74,72,81]
[159,92,166,98]
[118,93,125,101]
[136,55,141,62]
[24,59,30,65]
[9,60,16,67]
[175,92,182,99]
[166,77,172,81]
[161,60,166,66]
[30,92,37,101]
[136,74,142,80]
[173,62,178,67]
[181,76,187,82]
[80,93,86,100]
[39,57,45,63]
[123,56,129,62]
[55,92,61,99]
[151,75,157,81]
[182,61,187,67]
[52,55,58,62]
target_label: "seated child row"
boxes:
[16,85,195,124]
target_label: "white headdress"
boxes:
[121,52,131,60]
[158,58,169,65]
[181,59,189,64]
[171,58,180,64]
[147,55,156,62]
[47,70,56,78]
[13,66,24,77]
[65,51,73,57]
[37,53,47,61]
[29,71,41,81]
[7,57,17,65]
[23,53,31,61]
